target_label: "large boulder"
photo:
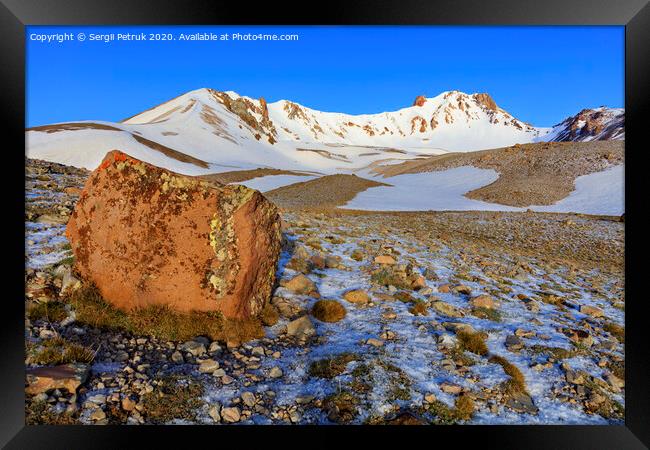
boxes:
[66,150,281,319]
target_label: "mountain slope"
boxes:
[26,88,624,175]
[542,107,624,142]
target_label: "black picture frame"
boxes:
[2,0,648,448]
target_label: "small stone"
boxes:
[505,334,524,350]
[296,395,314,405]
[440,382,462,394]
[209,342,223,354]
[90,408,106,421]
[424,393,437,403]
[580,305,604,318]
[452,285,472,295]
[374,255,396,265]
[25,363,89,396]
[199,359,220,374]
[114,351,129,362]
[342,289,370,305]
[121,396,136,411]
[432,301,465,318]
[180,341,206,357]
[286,315,316,338]
[269,367,283,378]
[171,351,184,364]
[221,375,234,385]
[208,404,221,422]
[289,410,301,423]
[514,328,535,338]
[366,338,384,347]
[437,333,458,349]
[470,294,496,309]
[283,274,317,295]
[221,406,241,423]
[241,391,256,407]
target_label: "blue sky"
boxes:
[26,26,623,127]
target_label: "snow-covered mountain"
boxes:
[26,88,624,175]
[542,107,625,142]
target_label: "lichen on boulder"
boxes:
[66,150,281,319]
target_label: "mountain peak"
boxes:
[413,95,427,107]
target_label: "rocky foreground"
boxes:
[25,158,625,425]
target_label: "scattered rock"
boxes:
[180,341,206,357]
[25,363,88,396]
[374,255,396,265]
[342,289,370,305]
[198,359,220,374]
[283,274,318,296]
[440,382,463,394]
[432,301,465,318]
[241,391,256,407]
[286,315,317,338]
[470,294,496,309]
[580,305,604,318]
[221,406,241,423]
[171,351,184,364]
[208,404,221,422]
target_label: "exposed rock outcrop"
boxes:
[66,150,281,319]
[413,95,427,107]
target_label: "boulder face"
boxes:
[66,150,281,319]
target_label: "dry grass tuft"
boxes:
[259,303,280,326]
[67,283,263,344]
[141,375,204,424]
[471,306,502,322]
[457,330,489,356]
[311,299,347,323]
[25,400,78,425]
[489,354,527,394]
[27,301,68,323]
[322,390,360,423]
[454,394,475,421]
[29,337,95,366]
[309,353,358,379]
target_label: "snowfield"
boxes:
[340,165,624,216]
[530,165,624,216]
[342,166,514,212]
[234,174,319,192]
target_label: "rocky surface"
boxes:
[25,158,624,425]
[372,140,624,207]
[66,151,281,319]
[266,174,389,209]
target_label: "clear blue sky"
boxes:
[26,26,623,127]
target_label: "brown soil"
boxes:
[131,134,210,169]
[198,168,315,185]
[372,141,624,207]
[27,122,122,133]
[266,174,390,209]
